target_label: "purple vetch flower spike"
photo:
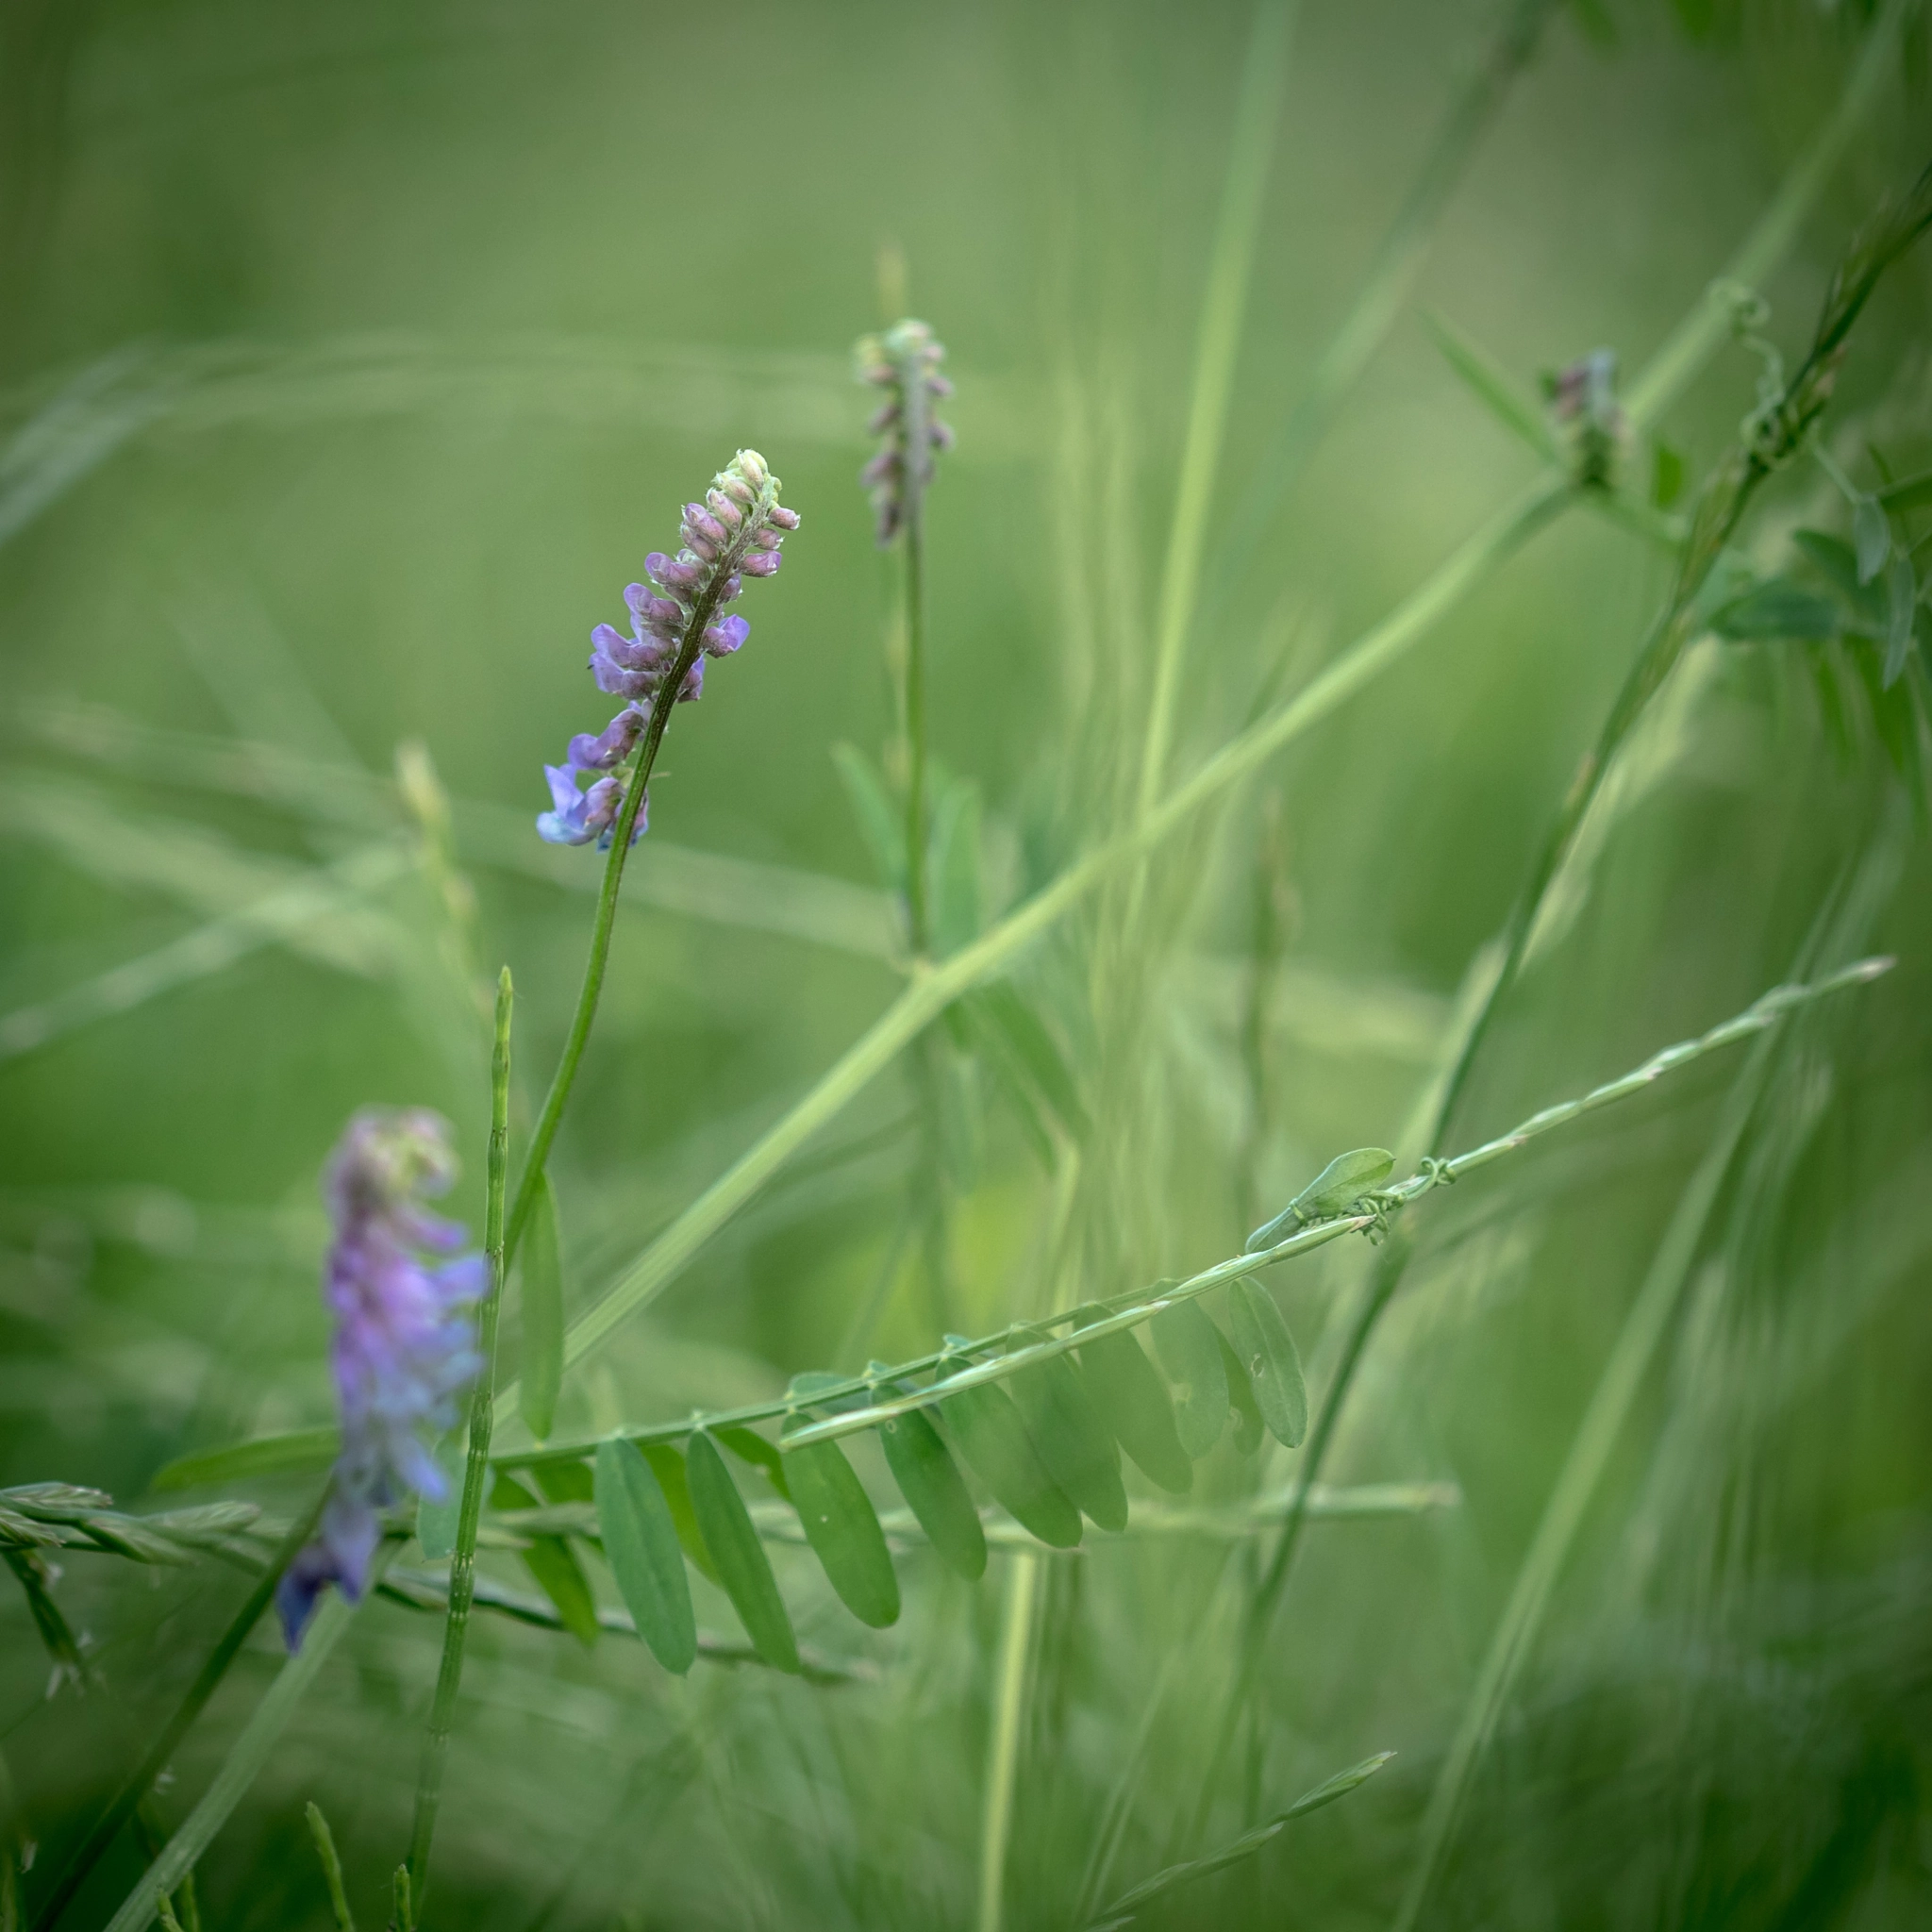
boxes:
[1542,347,1627,490]
[855,318,952,544]
[277,1108,487,1651]
[535,446,797,847]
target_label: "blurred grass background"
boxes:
[2,0,1930,1926]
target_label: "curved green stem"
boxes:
[406,968,512,1918]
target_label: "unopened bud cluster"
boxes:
[856,320,955,545]
[537,449,799,846]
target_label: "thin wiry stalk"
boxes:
[97,1550,393,1932]
[1185,26,1926,1825]
[1202,0,1561,618]
[27,1491,327,1932]
[405,967,512,1915]
[1134,0,1297,821]
[900,346,935,956]
[975,1550,1041,1932]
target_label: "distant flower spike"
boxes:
[1543,348,1627,491]
[535,449,798,847]
[279,1108,486,1650]
[856,319,952,544]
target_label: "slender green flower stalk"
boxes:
[507,448,797,1267]
[405,968,512,1919]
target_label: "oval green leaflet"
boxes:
[492,1470,598,1648]
[594,1439,696,1674]
[685,1433,800,1674]
[1227,1279,1307,1448]
[1217,1329,1265,1457]
[1007,1335,1128,1533]
[869,1370,986,1580]
[1150,1298,1228,1461]
[517,1170,565,1443]
[778,1423,900,1630]
[638,1441,721,1586]
[717,1424,791,1504]
[1074,1307,1192,1495]
[1244,1147,1395,1253]
[941,1376,1083,1548]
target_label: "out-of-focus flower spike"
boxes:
[856,320,950,547]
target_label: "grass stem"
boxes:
[975,1550,1041,1932]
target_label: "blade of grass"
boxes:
[1135,0,1300,817]
[975,1549,1041,1932]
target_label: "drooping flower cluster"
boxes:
[856,320,954,545]
[278,1108,486,1650]
[536,448,799,846]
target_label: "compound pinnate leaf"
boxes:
[1075,1309,1192,1496]
[779,1431,900,1629]
[873,1395,986,1580]
[594,1439,696,1674]
[942,1379,1083,1548]
[517,1172,565,1443]
[1150,1300,1229,1460]
[686,1433,800,1674]
[1228,1280,1307,1448]
[1008,1341,1127,1533]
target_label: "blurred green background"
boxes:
[3,0,1931,1926]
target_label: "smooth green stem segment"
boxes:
[99,1559,385,1932]
[491,474,1568,1428]
[1204,0,1559,615]
[975,1550,1041,1932]
[1390,1045,1771,1932]
[406,968,512,1917]
[491,961,1886,1469]
[1136,0,1297,818]
[29,1491,327,1932]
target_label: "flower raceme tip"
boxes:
[536,447,800,847]
[278,1108,487,1650]
[856,320,953,545]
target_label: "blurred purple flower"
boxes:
[534,449,798,847]
[277,1108,487,1650]
[856,320,952,544]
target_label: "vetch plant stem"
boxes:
[97,1554,390,1932]
[975,1549,1041,1932]
[1135,0,1297,820]
[405,967,512,1916]
[29,1491,327,1932]
[901,353,933,954]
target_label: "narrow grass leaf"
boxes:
[1883,549,1917,686]
[929,773,983,958]
[1709,577,1841,641]
[1007,1342,1128,1533]
[149,1427,340,1491]
[942,1381,1083,1547]
[517,1173,564,1442]
[874,1402,986,1579]
[1089,1752,1393,1927]
[832,742,906,897]
[717,1424,792,1503]
[639,1441,722,1586]
[1217,1330,1265,1457]
[686,1433,800,1673]
[304,1803,357,1932]
[1854,494,1891,582]
[1075,1310,1192,1495]
[778,1430,901,1628]
[1150,1301,1229,1460]
[1422,308,1554,457]
[593,1440,695,1674]
[974,981,1089,1141]
[1228,1280,1307,1447]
